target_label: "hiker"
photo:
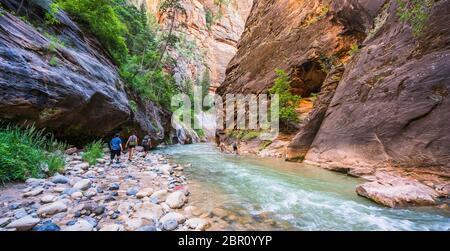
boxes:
[142,135,152,158]
[125,132,139,162]
[219,142,226,153]
[110,133,123,164]
[232,141,239,155]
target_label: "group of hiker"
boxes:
[218,141,239,155]
[109,132,152,164]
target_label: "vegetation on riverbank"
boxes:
[0,125,66,184]
[82,140,104,166]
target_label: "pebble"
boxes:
[14,208,28,219]
[63,188,80,196]
[23,188,44,198]
[73,179,92,191]
[136,224,157,231]
[125,218,143,231]
[37,201,68,217]
[149,190,168,204]
[51,175,69,184]
[136,188,154,199]
[0,217,12,227]
[108,183,120,191]
[165,191,187,209]
[126,187,139,196]
[74,163,90,171]
[65,219,93,231]
[6,215,40,231]
[40,195,56,204]
[71,192,83,199]
[34,222,61,231]
[100,224,124,231]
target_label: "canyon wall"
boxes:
[219,0,450,171]
[0,0,170,144]
[134,0,253,89]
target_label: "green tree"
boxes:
[269,69,300,124]
[153,0,184,71]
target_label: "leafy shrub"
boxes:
[396,0,434,37]
[0,125,66,184]
[49,56,59,66]
[348,43,360,57]
[56,0,178,107]
[82,140,104,165]
[269,69,300,124]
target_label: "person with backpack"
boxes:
[142,135,152,158]
[110,133,123,164]
[125,132,139,162]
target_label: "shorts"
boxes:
[128,145,136,149]
[111,149,121,159]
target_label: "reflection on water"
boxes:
[157,144,450,231]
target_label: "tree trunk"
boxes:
[152,10,176,72]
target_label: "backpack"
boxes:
[142,136,150,146]
[129,135,137,146]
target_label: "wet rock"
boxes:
[64,219,93,231]
[73,179,92,191]
[165,191,187,209]
[211,208,229,219]
[37,201,68,217]
[6,216,40,231]
[184,206,203,217]
[34,222,61,231]
[356,175,440,207]
[136,188,154,199]
[23,188,44,198]
[51,175,69,184]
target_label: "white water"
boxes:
[157,144,450,231]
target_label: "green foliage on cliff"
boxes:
[0,125,66,183]
[55,0,177,107]
[396,0,434,36]
[269,69,300,124]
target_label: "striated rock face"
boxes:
[219,0,450,172]
[304,0,450,170]
[0,0,169,144]
[136,0,253,89]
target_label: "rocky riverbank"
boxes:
[0,148,212,231]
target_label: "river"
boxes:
[156,144,450,231]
